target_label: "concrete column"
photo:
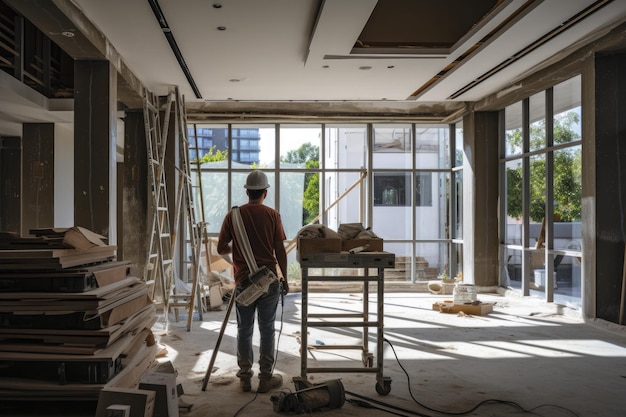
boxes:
[0,137,21,234]
[121,110,149,278]
[592,52,626,323]
[73,60,117,242]
[21,124,55,237]
[462,111,499,286]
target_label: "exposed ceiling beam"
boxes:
[5,0,146,108]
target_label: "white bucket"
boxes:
[453,283,477,304]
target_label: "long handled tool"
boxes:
[202,290,236,391]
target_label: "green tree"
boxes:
[198,146,228,163]
[302,160,319,223]
[281,143,319,224]
[506,112,581,222]
[282,142,318,165]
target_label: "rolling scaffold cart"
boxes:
[298,250,396,395]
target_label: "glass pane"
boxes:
[452,170,462,239]
[553,75,582,145]
[529,92,545,152]
[197,171,229,234]
[529,154,546,223]
[504,248,522,289]
[257,125,277,167]
[505,159,523,245]
[415,125,449,169]
[373,172,410,207]
[325,171,365,232]
[279,125,321,169]
[192,124,228,168]
[383,242,411,281]
[553,145,582,240]
[373,124,412,169]
[505,102,523,156]
[455,122,463,167]
[452,242,463,280]
[373,174,411,240]
[552,144,581,306]
[231,125,262,166]
[415,242,448,281]
[280,171,313,239]
[415,172,448,239]
[554,254,582,308]
[325,125,367,169]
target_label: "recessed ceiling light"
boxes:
[359,66,372,70]
[217,26,227,31]
[322,65,330,69]
[213,3,222,8]
[61,31,75,37]
[229,79,241,82]
[387,65,395,69]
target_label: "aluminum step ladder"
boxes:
[143,88,175,309]
[171,86,205,331]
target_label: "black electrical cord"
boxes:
[233,285,286,417]
[346,338,578,417]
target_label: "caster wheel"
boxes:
[375,380,391,395]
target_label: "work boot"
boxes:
[257,374,282,393]
[240,378,251,392]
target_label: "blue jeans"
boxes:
[235,280,280,381]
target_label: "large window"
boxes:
[192,122,460,284]
[501,75,582,308]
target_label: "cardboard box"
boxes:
[432,302,493,315]
[95,387,155,417]
[341,238,384,252]
[297,237,341,255]
[139,371,179,417]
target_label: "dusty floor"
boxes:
[2,289,625,416]
[155,289,626,417]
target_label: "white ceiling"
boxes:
[69,0,626,102]
[1,0,626,135]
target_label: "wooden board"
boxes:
[432,302,494,315]
[0,341,158,399]
[0,276,140,300]
[0,304,156,352]
[0,245,116,259]
[0,261,130,292]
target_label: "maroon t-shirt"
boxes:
[218,203,287,285]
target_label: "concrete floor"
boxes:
[3,289,625,416]
[158,289,626,417]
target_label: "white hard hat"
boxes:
[244,170,270,190]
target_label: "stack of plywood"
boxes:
[0,227,158,402]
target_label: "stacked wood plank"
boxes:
[0,227,158,402]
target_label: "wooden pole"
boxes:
[201,291,235,391]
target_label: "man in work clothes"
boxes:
[217,170,289,393]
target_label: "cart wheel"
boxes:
[375,380,391,395]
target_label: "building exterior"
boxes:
[188,125,261,164]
